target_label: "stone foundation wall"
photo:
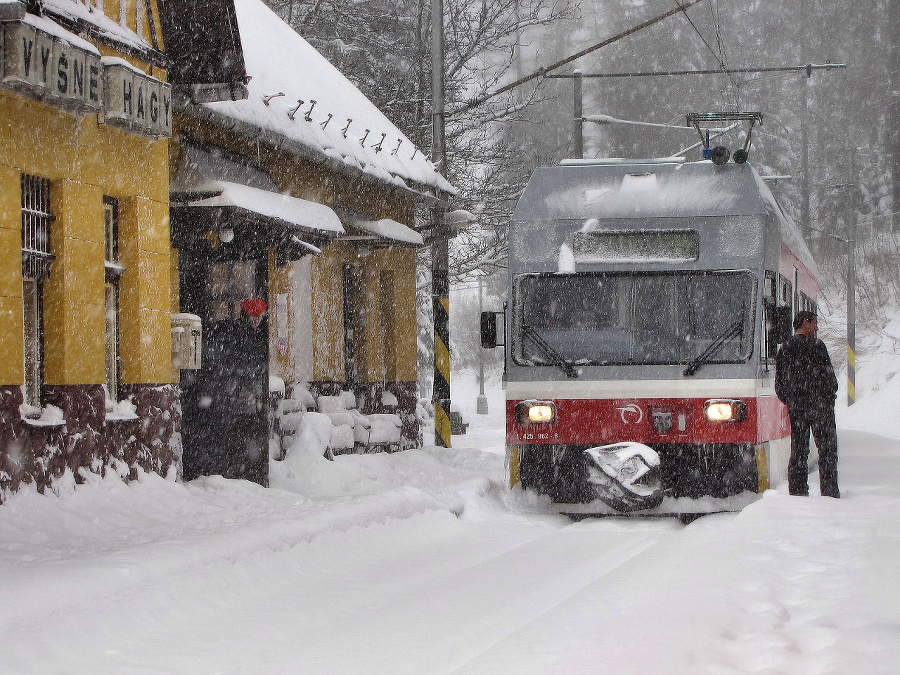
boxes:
[0,384,179,503]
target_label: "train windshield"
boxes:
[515,271,756,367]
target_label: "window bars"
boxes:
[21,175,54,279]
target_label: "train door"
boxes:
[180,249,269,485]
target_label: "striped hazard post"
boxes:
[847,341,856,406]
[433,266,452,447]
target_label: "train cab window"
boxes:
[522,275,624,331]
[515,271,755,367]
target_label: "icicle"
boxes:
[263,92,285,105]
[304,100,317,121]
[372,132,386,153]
[391,139,402,156]
[287,99,304,120]
[360,129,370,146]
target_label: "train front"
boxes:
[497,159,790,515]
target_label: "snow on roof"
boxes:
[170,139,343,236]
[514,159,820,279]
[38,0,154,54]
[516,161,760,221]
[198,0,454,199]
[175,180,344,235]
[353,219,424,246]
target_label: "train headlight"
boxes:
[515,400,557,424]
[704,399,747,423]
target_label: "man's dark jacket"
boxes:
[775,334,838,411]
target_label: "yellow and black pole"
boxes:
[432,236,452,446]
[431,0,452,447]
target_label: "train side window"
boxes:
[765,274,794,357]
[799,291,813,314]
[763,271,778,359]
[778,275,792,311]
[764,271,776,301]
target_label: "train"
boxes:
[481,154,819,515]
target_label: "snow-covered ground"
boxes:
[1,363,899,673]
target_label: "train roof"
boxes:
[514,159,819,278]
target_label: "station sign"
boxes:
[1,18,171,138]
[103,60,172,138]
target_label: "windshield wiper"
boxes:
[522,325,579,378]
[682,319,744,377]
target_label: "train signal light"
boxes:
[516,401,557,424]
[704,399,747,423]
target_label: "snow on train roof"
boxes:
[514,159,818,278]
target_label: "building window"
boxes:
[104,197,122,401]
[135,0,144,38]
[342,265,365,386]
[208,261,256,322]
[379,272,396,382]
[22,278,42,408]
[21,175,53,408]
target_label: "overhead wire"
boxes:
[673,0,741,95]
[711,0,740,110]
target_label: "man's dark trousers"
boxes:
[787,404,840,498]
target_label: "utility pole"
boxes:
[891,0,900,232]
[800,75,810,238]
[476,275,488,414]
[431,0,452,446]
[847,209,856,407]
[827,177,857,407]
[573,69,584,159]
[847,148,857,407]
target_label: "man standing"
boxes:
[775,310,840,498]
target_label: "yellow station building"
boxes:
[0,0,246,499]
[1,0,451,497]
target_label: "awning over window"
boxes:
[174,181,344,235]
[170,139,344,250]
[351,218,423,246]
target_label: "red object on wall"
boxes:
[240,298,267,318]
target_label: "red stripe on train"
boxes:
[507,396,790,446]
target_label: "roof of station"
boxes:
[190,0,454,204]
